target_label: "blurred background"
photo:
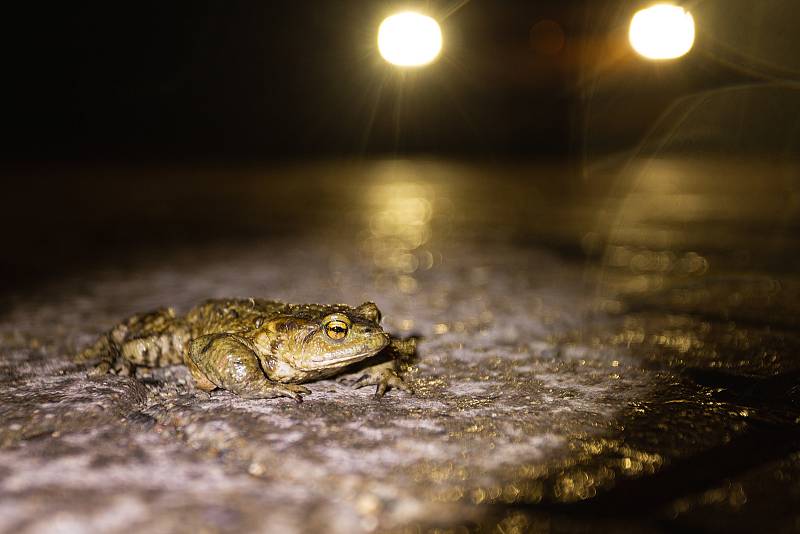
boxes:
[4,0,797,294]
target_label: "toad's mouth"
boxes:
[301,353,371,370]
[302,335,390,370]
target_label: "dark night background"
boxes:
[4,0,720,160]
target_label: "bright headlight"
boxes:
[378,12,443,67]
[629,4,695,60]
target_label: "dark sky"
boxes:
[5,1,580,159]
[4,0,728,161]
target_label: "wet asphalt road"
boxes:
[1,156,799,532]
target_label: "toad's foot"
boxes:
[197,383,311,402]
[345,361,413,399]
[237,383,312,402]
[88,357,134,377]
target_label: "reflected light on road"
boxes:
[629,4,695,60]
[378,12,443,67]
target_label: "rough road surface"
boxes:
[2,241,654,532]
[2,158,800,533]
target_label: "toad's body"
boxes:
[81,299,413,401]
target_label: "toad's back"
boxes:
[184,299,367,337]
[185,299,292,337]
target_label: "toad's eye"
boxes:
[325,320,349,340]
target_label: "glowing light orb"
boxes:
[378,12,442,67]
[629,4,695,60]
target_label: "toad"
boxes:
[79,299,414,401]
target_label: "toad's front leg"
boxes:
[186,334,310,401]
[342,338,416,398]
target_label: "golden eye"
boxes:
[325,320,349,340]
